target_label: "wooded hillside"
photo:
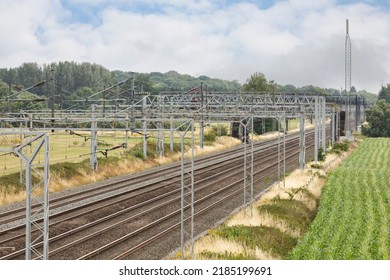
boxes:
[0,62,377,112]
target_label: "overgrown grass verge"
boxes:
[208,225,298,259]
[196,190,317,260]
[257,196,317,236]
[198,250,258,260]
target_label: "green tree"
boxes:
[362,99,390,137]
[0,81,9,113]
[242,72,271,92]
[356,90,377,106]
[16,63,43,90]
[0,80,48,113]
[0,68,18,85]
[11,91,47,111]
[135,73,153,93]
[378,84,390,103]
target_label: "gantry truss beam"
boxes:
[1,93,334,130]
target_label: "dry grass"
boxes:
[0,192,26,205]
[48,157,160,193]
[189,235,276,260]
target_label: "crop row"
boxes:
[290,138,390,259]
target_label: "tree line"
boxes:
[0,63,378,113]
[242,72,377,105]
[0,62,242,111]
[362,84,390,137]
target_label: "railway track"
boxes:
[0,129,309,228]
[0,128,328,260]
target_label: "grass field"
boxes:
[289,138,390,259]
[0,130,188,175]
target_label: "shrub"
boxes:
[125,145,154,159]
[310,163,322,169]
[204,130,217,143]
[210,125,228,136]
[51,162,84,179]
[332,141,349,154]
[0,172,25,193]
[318,146,326,161]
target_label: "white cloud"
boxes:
[0,0,389,93]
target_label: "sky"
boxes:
[1,0,390,93]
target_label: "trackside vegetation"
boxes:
[181,141,352,260]
[289,138,390,259]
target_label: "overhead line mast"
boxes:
[345,18,352,138]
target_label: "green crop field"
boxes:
[290,138,390,260]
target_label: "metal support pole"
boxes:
[130,74,135,131]
[11,133,50,260]
[299,106,306,170]
[125,114,129,150]
[262,118,265,134]
[19,157,23,184]
[314,96,319,162]
[242,119,247,216]
[345,19,352,139]
[43,134,49,260]
[19,116,23,184]
[29,114,33,130]
[25,163,32,260]
[285,118,289,132]
[355,95,359,131]
[142,96,147,159]
[156,122,164,157]
[50,68,55,130]
[321,97,326,152]
[200,83,204,149]
[278,115,286,189]
[190,121,195,259]
[336,110,340,141]
[180,133,185,258]
[170,117,174,152]
[250,116,254,217]
[345,94,351,138]
[156,96,164,157]
[90,104,98,171]
[179,120,195,259]
[331,109,335,147]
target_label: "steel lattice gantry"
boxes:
[1,92,330,167]
[0,132,49,260]
[4,92,329,124]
